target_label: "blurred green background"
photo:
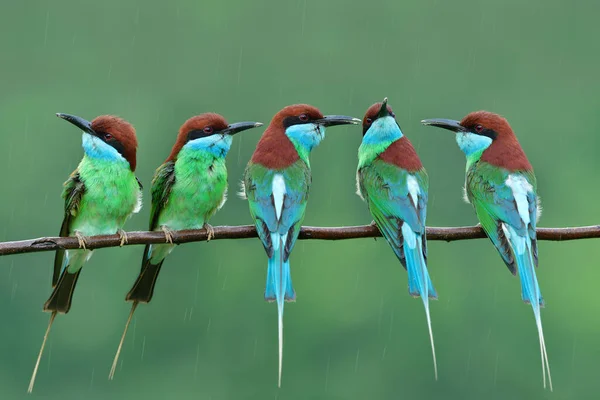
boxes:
[1,0,599,399]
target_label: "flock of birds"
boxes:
[25,98,552,393]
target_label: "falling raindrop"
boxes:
[141,336,146,361]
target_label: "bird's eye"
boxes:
[299,114,309,122]
[104,133,112,140]
[203,126,213,134]
[366,118,373,124]
[475,124,484,133]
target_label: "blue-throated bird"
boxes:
[108,113,262,379]
[242,104,360,386]
[357,98,438,379]
[28,113,142,393]
[421,111,552,390]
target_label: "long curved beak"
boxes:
[56,113,95,135]
[377,97,390,119]
[316,115,361,127]
[420,118,466,133]
[222,121,263,136]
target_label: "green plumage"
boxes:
[126,143,229,304]
[48,155,141,313]
[465,161,538,275]
[358,160,429,239]
[149,145,228,263]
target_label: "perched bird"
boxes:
[242,104,361,386]
[422,111,552,390]
[29,113,142,393]
[356,98,438,379]
[109,113,262,379]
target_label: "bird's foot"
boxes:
[75,231,89,250]
[369,220,378,241]
[162,226,174,245]
[117,229,128,247]
[204,223,215,241]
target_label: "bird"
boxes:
[241,104,361,387]
[356,98,438,379]
[28,113,142,393]
[421,111,552,390]
[108,113,263,380]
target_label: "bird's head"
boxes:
[168,113,262,161]
[361,97,403,143]
[271,104,361,152]
[57,113,138,171]
[421,111,515,157]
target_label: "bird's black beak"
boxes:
[316,115,362,127]
[56,113,96,135]
[377,97,390,119]
[420,118,467,133]
[222,121,263,136]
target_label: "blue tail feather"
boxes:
[508,228,552,390]
[516,250,544,307]
[404,233,437,300]
[401,228,438,380]
[264,233,294,388]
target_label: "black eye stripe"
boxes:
[468,126,497,139]
[283,115,315,128]
[187,128,222,142]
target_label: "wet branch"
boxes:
[0,224,599,257]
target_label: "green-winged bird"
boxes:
[108,113,262,379]
[356,98,438,379]
[29,113,142,393]
[242,104,361,386]
[421,111,552,390]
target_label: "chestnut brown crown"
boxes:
[167,113,229,161]
[91,115,138,171]
[362,100,396,135]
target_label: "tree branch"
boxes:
[0,224,599,257]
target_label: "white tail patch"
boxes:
[272,174,286,221]
[505,174,534,225]
[237,180,247,200]
[406,175,420,208]
[133,187,143,214]
[355,171,365,200]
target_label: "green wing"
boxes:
[136,161,176,271]
[53,170,86,287]
[244,161,310,260]
[358,161,429,267]
[467,163,538,274]
[148,161,176,231]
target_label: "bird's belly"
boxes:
[157,168,226,231]
[70,175,140,236]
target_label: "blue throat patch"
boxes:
[82,133,127,164]
[455,131,493,157]
[284,123,325,152]
[183,134,233,158]
[362,116,403,145]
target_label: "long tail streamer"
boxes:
[28,312,57,393]
[109,302,139,380]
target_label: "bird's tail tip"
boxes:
[532,304,553,391]
[108,302,139,381]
